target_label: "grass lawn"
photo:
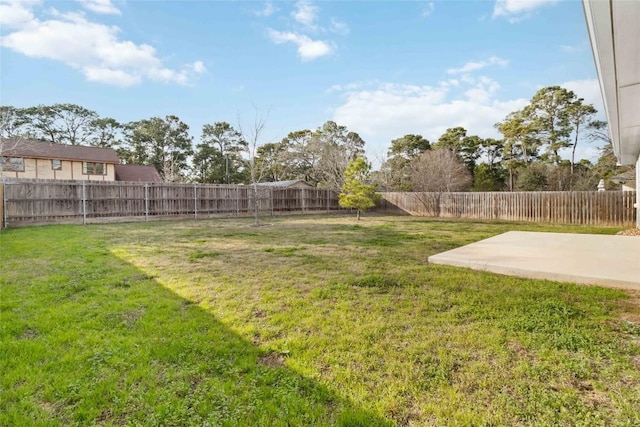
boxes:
[1,214,639,426]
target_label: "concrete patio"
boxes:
[428,231,640,290]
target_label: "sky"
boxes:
[0,0,605,166]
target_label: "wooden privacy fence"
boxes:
[1,179,342,227]
[376,191,637,226]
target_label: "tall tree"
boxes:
[566,98,597,175]
[124,115,193,182]
[19,103,98,145]
[383,134,430,190]
[587,120,611,146]
[0,106,29,138]
[191,144,225,184]
[388,134,431,158]
[481,138,504,169]
[433,127,482,172]
[204,122,246,183]
[88,117,122,148]
[310,121,366,190]
[339,157,380,220]
[194,122,246,184]
[524,86,576,164]
[495,110,540,191]
[277,129,316,182]
[256,141,290,182]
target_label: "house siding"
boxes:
[1,158,116,181]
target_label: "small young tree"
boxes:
[339,157,380,220]
[238,107,269,226]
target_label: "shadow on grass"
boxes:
[0,226,390,426]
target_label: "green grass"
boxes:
[1,215,639,426]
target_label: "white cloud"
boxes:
[84,66,140,86]
[329,18,349,35]
[331,77,606,165]
[254,1,276,17]
[447,56,509,75]
[267,29,333,61]
[0,0,40,28]
[422,2,435,19]
[331,79,529,160]
[493,0,560,23]
[192,61,206,74]
[292,0,318,28]
[0,6,204,87]
[77,0,120,15]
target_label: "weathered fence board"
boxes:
[1,180,343,227]
[375,191,636,226]
[2,180,636,228]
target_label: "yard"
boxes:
[1,215,639,426]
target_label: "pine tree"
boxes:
[339,157,380,220]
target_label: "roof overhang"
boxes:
[583,0,640,166]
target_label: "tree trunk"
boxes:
[253,183,259,226]
[571,127,579,176]
[509,168,514,192]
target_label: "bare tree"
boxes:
[238,107,269,226]
[1,109,25,179]
[410,148,472,192]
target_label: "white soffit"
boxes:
[583,0,640,166]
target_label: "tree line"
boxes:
[0,85,632,191]
[376,85,628,192]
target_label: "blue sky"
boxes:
[1,0,604,164]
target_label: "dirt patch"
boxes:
[616,290,640,326]
[506,340,535,362]
[123,308,145,328]
[258,352,285,368]
[96,408,113,423]
[583,389,612,407]
[252,308,267,319]
[616,228,640,236]
[20,329,39,340]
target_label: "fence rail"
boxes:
[1,179,342,227]
[375,191,637,226]
[2,180,636,228]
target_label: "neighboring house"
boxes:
[257,180,314,189]
[611,170,637,192]
[115,164,163,183]
[1,138,119,181]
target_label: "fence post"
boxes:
[144,183,149,221]
[1,178,6,229]
[301,188,305,214]
[270,187,274,217]
[194,184,198,219]
[326,189,330,214]
[81,181,87,225]
[236,186,240,217]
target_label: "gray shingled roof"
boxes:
[115,165,163,182]
[610,170,636,183]
[257,179,313,188]
[1,138,119,163]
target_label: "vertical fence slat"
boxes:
[375,191,636,227]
